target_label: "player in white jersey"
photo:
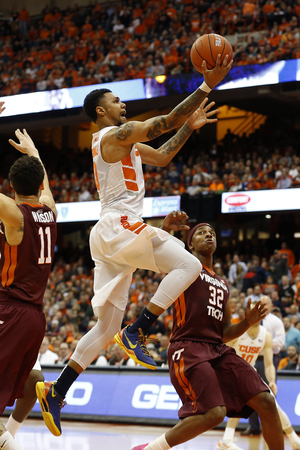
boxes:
[217,318,300,450]
[35,57,233,437]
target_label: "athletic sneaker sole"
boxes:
[35,381,61,437]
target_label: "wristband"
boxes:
[199,81,212,93]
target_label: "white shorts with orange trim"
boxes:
[90,212,184,314]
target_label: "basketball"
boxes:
[190,34,233,73]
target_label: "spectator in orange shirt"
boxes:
[75,41,88,67]
[125,63,137,79]
[81,19,94,41]
[208,174,225,193]
[66,21,78,38]
[260,173,275,189]
[166,3,177,19]
[163,49,178,72]
[43,8,54,23]
[243,0,256,17]
[18,6,30,36]
[279,242,295,269]
[136,61,146,79]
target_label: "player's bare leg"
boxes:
[6,370,44,437]
[247,392,284,450]
[166,406,226,446]
[132,406,226,450]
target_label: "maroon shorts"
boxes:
[168,340,269,419]
[0,298,45,414]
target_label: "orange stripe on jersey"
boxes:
[92,146,98,158]
[6,246,17,286]
[125,180,138,191]
[122,166,136,181]
[121,154,138,191]
[174,358,197,413]
[174,293,186,327]
[1,243,11,286]
[121,155,133,167]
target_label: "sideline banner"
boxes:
[5,367,300,429]
[55,196,181,223]
[221,189,300,213]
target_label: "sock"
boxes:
[128,307,158,335]
[5,416,22,438]
[287,430,300,444]
[54,365,79,398]
[223,426,235,442]
[145,434,171,450]
[0,431,23,449]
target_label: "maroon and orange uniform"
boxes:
[0,203,57,413]
[168,266,268,420]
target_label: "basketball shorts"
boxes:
[168,340,269,419]
[90,211,184,314]
[0,298,45,414]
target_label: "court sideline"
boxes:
[3,418,297,450]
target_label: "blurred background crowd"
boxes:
[1,120,300,200]
[0,0,300,95]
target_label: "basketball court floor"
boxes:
[4,418,297,450]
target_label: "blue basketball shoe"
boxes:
[36,381,66,436]
[114,326,157,370]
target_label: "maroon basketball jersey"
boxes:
[170,265,229,344]
[0,203,57,306]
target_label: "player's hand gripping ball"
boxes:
[190,33,233,73]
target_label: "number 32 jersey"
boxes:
[170,265,230,344]
[0,203,57,306]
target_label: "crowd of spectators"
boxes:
[1,0,300,96]
[1,121,300,201]
[36,233,300,370]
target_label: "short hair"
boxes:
[9,156,44,196]
[83,88,111,123]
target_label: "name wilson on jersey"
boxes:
[32,210,55,223]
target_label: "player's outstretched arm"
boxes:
[9,129,57,216]
[223,299,268,343]
[138,98,218,166]
[105,56,232,152]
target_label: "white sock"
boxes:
[287,430,300,444]
[0,431,23,449]
[5,416,22,438]
[145,434,171,450]
[223,426,235,442]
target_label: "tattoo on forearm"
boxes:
[115,123,134,140]
[170,89,205,126]
[158,123,192,155]
[146,117,168,140]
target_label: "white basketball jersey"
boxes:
[91,126,145,217]
[232,325,267,367]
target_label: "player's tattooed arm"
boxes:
[167,88,208,129]
[146,116,168,140]
[114,122,134,140]
[158,122,193,156]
